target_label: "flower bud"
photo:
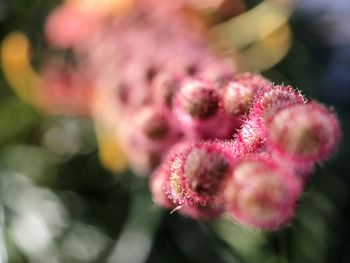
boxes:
[151,71,180,108]
[139,109,170,141]
[222,82,255,116]
[167,142,233,206]
[133,106,182,153]
[173,78,241,140]
[268,102,341,162]
[221,73,272,116]
[174,78,220,120]
[223,157,302,230]
[234,119,265,155]
[252,85,306,124]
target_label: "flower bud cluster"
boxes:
[33,0,341,231]
[71,7,340,225]
[148,74,340,230]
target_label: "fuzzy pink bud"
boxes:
[133,106,182,153]
[233,119,265,156]
[167,142,233,206]
[174,78,220,120]
[173,78,241,140]
[139,109,170,140]
[252,85,306,124]
[223,157,302,230]
[222,82,255,116]
[268,102,341,162]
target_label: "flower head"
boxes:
[268,102,341,162]
[166,142,233,206]
[223,157,302,230]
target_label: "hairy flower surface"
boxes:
[221,73,271,116]
[174,79,220,120]
[166,142,233,206]
[150,165,176,209]
[223,157,302,230]
[268,102,340,162]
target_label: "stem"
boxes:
[198,222,247,263]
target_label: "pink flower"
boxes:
[221,73,271,116]
[36,0,342,230]
[251,85,306,123]
[267,101,341,162]
[133,106,182,153]
[166,142,234,206]
[223,156,302,230]
[173,78,241,139]
[174,78,220,120]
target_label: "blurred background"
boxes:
[0,0,350,262]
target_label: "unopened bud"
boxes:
[268,102,341,162]
[167,142,233,205]
[223,157,301,230]
[139,110,170,140]
[175,78,220,120]
[252,85,306,124]
[222,82,254,116]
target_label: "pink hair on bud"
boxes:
[223,157,302,230]
[221,73,271,116]
[150,165,176,209]
[222,82,255,116]
[233,118,266,156]
[251,85,306,124]
[241,85,306,146]
[166,142,234,206]
[174,78,220,120]
[267,102,341,163]
[233,73,272,93]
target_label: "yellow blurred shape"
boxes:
[95,126,128,173]
[239,14,291,71]
[1,32,42,103]
[211,0,292,72]
[92,83,128,172]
